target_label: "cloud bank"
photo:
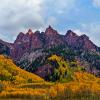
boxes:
[93,0,100,7]
[0,0,100,46]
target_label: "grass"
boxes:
[0,72,100,100]
[0,81,100,100]
[18,82,54,88]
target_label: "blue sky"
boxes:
[0,0,100,46]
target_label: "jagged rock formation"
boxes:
[0,26,100,78]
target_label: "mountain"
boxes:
[0,55,44,83]
[0,26,100,79]
[65,30,98,51]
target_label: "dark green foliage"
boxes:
[48,60,59,68]
[45,55,80,82]
[17,44,100,78]
[43,45,76,61]
[0,43,10,56]
[80,67,86,72]
[82,51,100,70]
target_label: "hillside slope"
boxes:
[0,55,100,99]
[0,55,44,84]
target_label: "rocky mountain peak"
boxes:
[80,34,89,40]
[34,31,41,35]
[65,30,79,46]
[14,32,25,43]
[78,34,96,51]
[0,26,99,61]
[66,30,78,37]
[45,25,58,36]
[17,32,25,38]
[27,29,33,35]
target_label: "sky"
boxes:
[0,0,100,46]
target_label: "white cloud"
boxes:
[92,0,100,7]
[72,24,100,46]
[0,0,44,34]
[73,29,86,36]
[81,23,100,46]
[0,0,76,42]
[0,33,7,41]
[46,17,57,26]
[81,23,100,35]
[44,0,76,14]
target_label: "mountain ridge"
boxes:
[0,26,100,78]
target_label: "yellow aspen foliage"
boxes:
[49,87,57,97]
[0,55,44,84]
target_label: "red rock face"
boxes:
[65,30,79,46]
[45,25,58,36]
[10,29,44,61]
[10,26,65,60]
[11,31,30,60]
[30,31,44,49]
[0,26,98,61]
[65,30,97,51]
[27,29,33,35]
[45,26,64,47]
[78,35,96,51]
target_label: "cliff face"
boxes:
[11,29,44,61]
[65,30,97,51]
[12,27,98,60]
[0,26,100,78]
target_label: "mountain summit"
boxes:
[45,25,58,36]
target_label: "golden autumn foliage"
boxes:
[49,72,100,99]
[0,55,100,100]
[48,55,73,82]
[0,55,44,84]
